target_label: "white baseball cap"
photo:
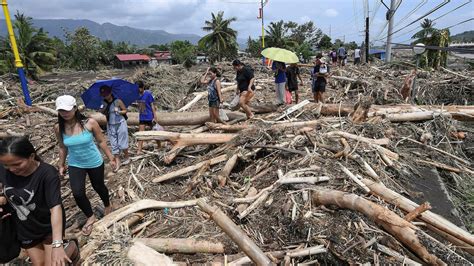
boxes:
[55,95,77,111]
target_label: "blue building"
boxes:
[369,49,386,60]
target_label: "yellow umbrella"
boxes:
[261,47,299,64]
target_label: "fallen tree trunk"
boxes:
[205,120,327,133]
[128,241,175,266]
[361,178,474,251]
[81,199,202,259]
[153,154,228,183]
[312,190,445,265]
[305,103,474,122]
[135,238,225,254]
[134,131,237,163]
[197,200,272,265]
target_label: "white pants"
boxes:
[275,82,286,104]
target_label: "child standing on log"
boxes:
[55,95,115,236]
[201,67,224,123]
[135,81,161,155]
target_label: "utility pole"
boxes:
[1,0,32,106]
[260,0,266,48]
[385,0,396,62]
[365,17,369,63]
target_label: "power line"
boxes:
[372,0,402,42]
[393,0,427,28]
[377,0,451,41]
[376,0,472,42]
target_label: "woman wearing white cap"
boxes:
[312,57,330,103]
[54,95,116,236]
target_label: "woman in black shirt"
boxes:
[232,60,255,119]
[0,137,70,265]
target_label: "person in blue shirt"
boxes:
[54,95,116,236]
[337,44,346,67]
[272,61,286,105]
[135,81,160,155]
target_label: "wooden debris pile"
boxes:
[0,61,473,265]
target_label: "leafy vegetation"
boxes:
[412,19,450,69]
[170,40,196,69]
[199,11,238,62]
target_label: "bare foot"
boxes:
[104,204,113,216]
[82,216,96,236]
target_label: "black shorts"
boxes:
[338,56,344,61]
[21,234,52,249]
[139,120,153,128]
[312,81,326,93]
[209,100,219,108]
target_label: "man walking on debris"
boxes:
[313,57,330,103]
[337,44,346,67]
[286,63,303,104]
[232,60,254,119]
[354,47,361,65]
[272,60,287,105]
[135,81,161,155]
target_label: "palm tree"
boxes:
[1,12,56,77]
[199,11,238,62]
[265,20,296,49]
[412,18,449,69]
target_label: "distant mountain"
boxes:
[0,19,202,47]
[451,31,474,42]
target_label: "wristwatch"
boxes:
[52,240,63,248]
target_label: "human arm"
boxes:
[50,205,71,265]
[115,99,127,115]
[200,67,210,85]
[215,80,224,104]
[88,119,116,167]
[54,124,68,176]
[151,103,158,123]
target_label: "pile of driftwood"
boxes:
[0,61,473,265]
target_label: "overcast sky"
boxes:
[7,0,474,45]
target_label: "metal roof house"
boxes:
[114,54,151,68]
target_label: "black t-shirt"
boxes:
[0,162,63,242]
[313,64,330,83]
[236,65,255,92]
[286,66,300,88]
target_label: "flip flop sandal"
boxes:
[81,222,95,236]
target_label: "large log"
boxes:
[153,154,228,183]
[197,200,272,266]
[127,241,175,266]
[135,238,225,254]
[305,103,474,122]
[312,190,445,265]
[361,178,474,252]
[134,131,237,164]
[205,120,329,133]
[90,111,246,126]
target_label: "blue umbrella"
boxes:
[81,78,140,110]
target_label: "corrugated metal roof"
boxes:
[154,51,171,60]
[115,54,150,62]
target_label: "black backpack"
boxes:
[0,205,21,263]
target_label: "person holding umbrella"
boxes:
[272,61,286,105]
[55,95,115,236]
[99,85,130,170]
